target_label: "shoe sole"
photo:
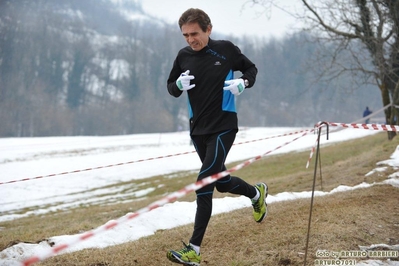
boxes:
[172,255,200,266]
[167,251,200,266]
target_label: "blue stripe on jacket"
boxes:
[222,70,236,113]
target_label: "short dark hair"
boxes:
[178,8,212,32]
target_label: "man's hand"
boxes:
[176,70,195,91]
[223,79,245,95]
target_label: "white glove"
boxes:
[176,70,195,91]
[223,78,245,95]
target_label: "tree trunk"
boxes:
[379,82,396,139]
[392,80,399,126]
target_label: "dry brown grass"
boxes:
[1,132,399,265]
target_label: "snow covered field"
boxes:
[0,126,398,265]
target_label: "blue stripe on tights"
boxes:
[199,130,232,176]
[196,191,213,197]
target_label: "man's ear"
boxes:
[207,25,212,36]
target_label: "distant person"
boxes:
[363,106,372,123]
[166,8,268,266]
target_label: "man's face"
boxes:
[181,22,211,51]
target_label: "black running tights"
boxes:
[189,129,257,246]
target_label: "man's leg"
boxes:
[190,129,242,246]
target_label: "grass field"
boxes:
[1,132,399,265]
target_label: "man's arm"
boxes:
[167,58,184,98]
[232,45,258,88]
[239,63,257,88]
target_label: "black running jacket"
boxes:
[167,38,258,135]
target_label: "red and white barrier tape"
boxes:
[0,151,197,186]
[327,122,399,131]
[305,121,398,168]
[1,128,312,186]
[21,128,312,266]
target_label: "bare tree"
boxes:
[252,0,399,139]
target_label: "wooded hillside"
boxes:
[0,0,381,137]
